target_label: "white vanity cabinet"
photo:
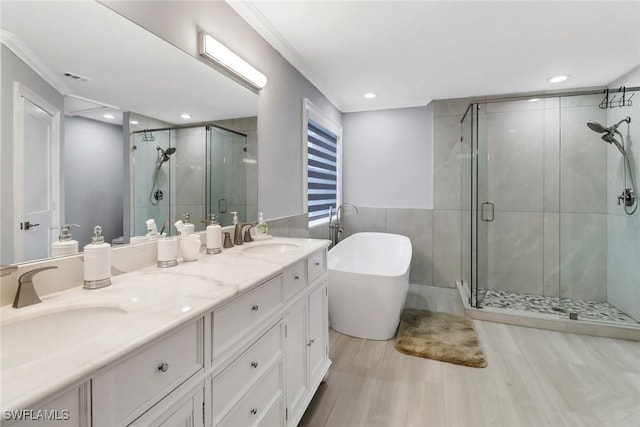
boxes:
[4,383,90,427]
[283,249,330,427]
[211,275,285,426]
[92,319,204,426]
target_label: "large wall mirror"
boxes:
[1,1,258,265]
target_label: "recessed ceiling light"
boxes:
[548,74,570,84]
[180,113,192,119]
[363,92,377,99]
[528,98,541,102]
[103,114,115,119]
[130,120,139,125]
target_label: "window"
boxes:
[303,99,342,226]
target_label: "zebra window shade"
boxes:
[307,120,338,221]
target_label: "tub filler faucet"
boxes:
[329,203,359,248]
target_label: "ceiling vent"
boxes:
[63,72,90,82]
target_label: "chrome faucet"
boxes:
[13,266,58,308]
[329,203,359,248]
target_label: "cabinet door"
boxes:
[129,384,205,427]
[284,295,308,426]
[308,280,328,385]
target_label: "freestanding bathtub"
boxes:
[328,232,412,340]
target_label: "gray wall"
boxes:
[342,106,433,208]
[64,116,124,247]
[100,0,342,220]
[1,45,65,265]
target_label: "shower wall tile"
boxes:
[559,105,607,213]
[544,105,560,212]
[342,207,386,237]
[486,109,544,212]
[385,208,433,286]
[433,98,471,118]
[432,210,460,288]
[485,98,544,114]
[607,215,640,321]
[433,115,462,210]
[309,221,330,241]
[559,213,607,301]
[543,213,560,297]
[405,284,464,315]
[487,211,544,295]
[559,93,602,108]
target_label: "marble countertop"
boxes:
[0,237,329,412]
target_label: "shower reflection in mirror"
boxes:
[130,115,258,239]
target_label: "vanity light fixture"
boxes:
[180,113,192,119]
[548,74,570,84]
[364,92,377,99]
[198,32,267,90]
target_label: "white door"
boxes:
[14,84,60,262]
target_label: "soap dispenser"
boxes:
[51,224,80,257]
[182,213,195,235]
[83,225,111,289]
[231,211,239,226]
[202,214,222,254]
[256,212,268,236]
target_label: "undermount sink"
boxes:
[1,306,127,368]
[241,242,300,255]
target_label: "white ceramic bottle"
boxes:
[182,213,195,235]
[203,214,222,254]
[50,224,80,257]
[83,225,111,289]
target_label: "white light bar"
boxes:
[199,32,267,90]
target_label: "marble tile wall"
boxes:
[173,127,206,232]
[606,92,640,320]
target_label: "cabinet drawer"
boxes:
[213,276,282,361]
[218,363,283,427]
[307,250,326,283]
[282,260,307,301]
[212,322,283,421]
[92,320,203,426]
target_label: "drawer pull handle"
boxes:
[250,408,258,416]
[251,304,259,311]
[294,275,300,280]
[158,362,169,373]
[251,361,259,368]
[307,339,315,346]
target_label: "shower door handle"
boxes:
[218,198,227,213]
[481,202,494,222]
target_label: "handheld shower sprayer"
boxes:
[586,116,636,215]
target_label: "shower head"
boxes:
[587,121,609,134]
[156,146,177,164]
[586,117,630,156]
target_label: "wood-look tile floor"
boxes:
[299,322,640,427]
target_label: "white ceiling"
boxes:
[1,1,257,126]
[229,1,640,112]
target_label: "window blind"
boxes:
[307,120,337,221]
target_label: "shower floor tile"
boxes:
[478,289,640,325]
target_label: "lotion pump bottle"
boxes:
[51,224,80,257]
[83,225,111,289]
[256,212,268,235]
[231,211,239,226]
[182,213,195,235]
[202,214,222,254]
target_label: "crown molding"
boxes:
[1,30,71,95]
[226,0,342,111]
